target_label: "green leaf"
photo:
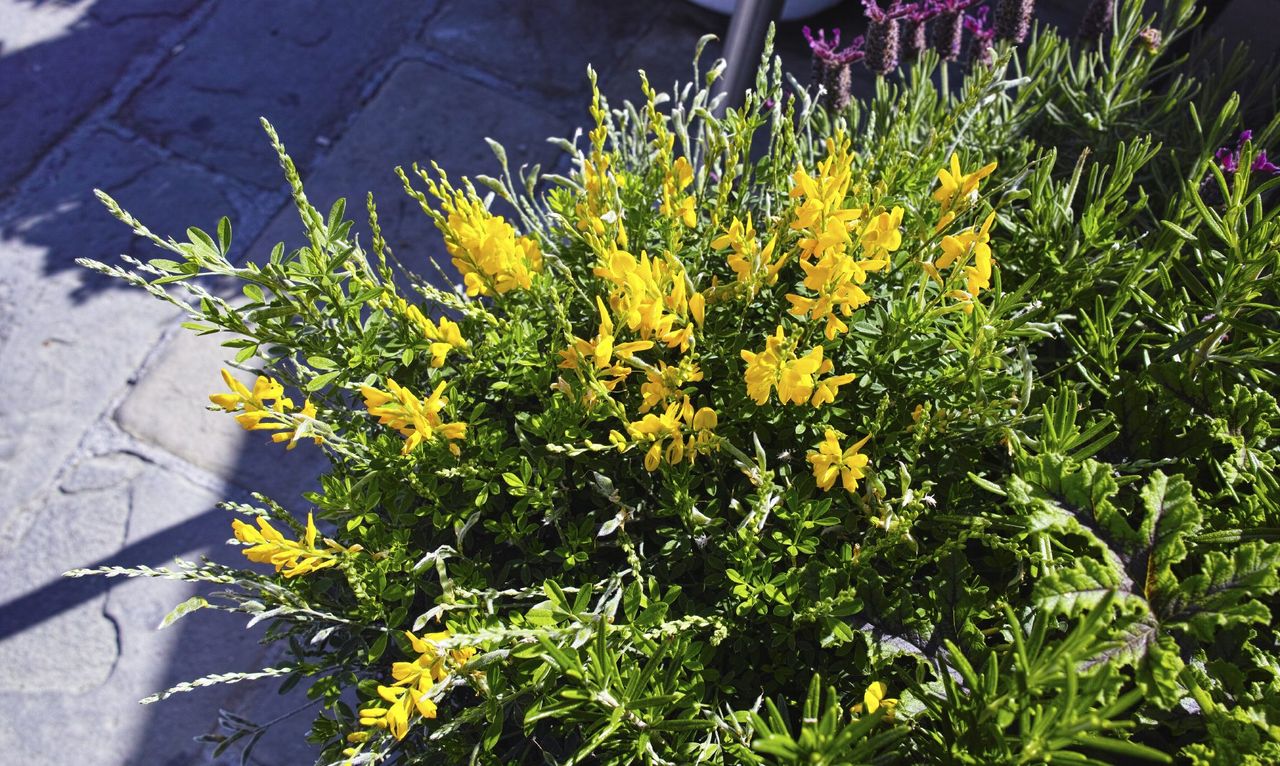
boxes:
[1136,471,1201,600]
[525,600,558,627]
[306,370,341,392]
[1034,557,1125,617]
[157,596,209,630]
[1166,542,1280,639]
[242,283,265,303]
[217,216,232,254]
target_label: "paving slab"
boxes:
[419,0,678,112]
[114,326,330,505]
[0,456,317,765]
[0,128,247,549]
[250,57,576,283]
[0,0,204,193]
[117,0,437,190]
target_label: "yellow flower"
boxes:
[785,246,885,340]
[714,215,785,297]
[808,430,871,493]
[790,133,863,262]
[270,399,323,451]
[930,212,996,312]
[231,512,351,578]
[209,369,323,450]
[809,373,857,408]
[626,396,719,471]
[858,206,904,259]
[209,368,294,431]
[592,249,698,350]
[358,628,475,742]
[557,297,653,394]
[933,153,997,218]
[741,325,830,405]
[851,681,898,720]
[660,156,696,227]
[361,379,467,456]
[358,684,436,741]
[638,358,704,413]
[403,303,468,368]
[420,169,543,297]
[575,79,621,235]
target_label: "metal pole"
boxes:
[711,0,787,115]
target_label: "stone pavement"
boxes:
[0,1,1258,764]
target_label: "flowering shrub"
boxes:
[76,1,1280,763]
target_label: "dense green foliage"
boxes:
[77,1,1280,763]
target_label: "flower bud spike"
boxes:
[1078,0,1115,39]
[933,10,965,61]
[994,0,1034,44]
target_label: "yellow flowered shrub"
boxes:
[81,9,1280,766]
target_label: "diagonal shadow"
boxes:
[0,506,226,644]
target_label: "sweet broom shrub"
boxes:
[76,1,1280,763]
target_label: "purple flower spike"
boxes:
[994,0,1035,44]
[965,7,996,66]
[903,17,930,57]
[892,1,935,56]
[863,2,902,74]
[1079,0,1116,39]
[805,27,864,110]
[933,9,965,61]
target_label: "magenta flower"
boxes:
[1210,130,1280,186]
[804,26,866,64]
[964,6,996,66]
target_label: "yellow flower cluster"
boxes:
[660,156,697,228]
[356,629,476,743]
[642,74,696,229]
[790,135,863,261]
[923,154,999,312]
[785,135,896,340]
[421,170,543,297]
[932,152,997,231]
[614,396,719,471]
[231,512,356,578]
[638,358,703,413]
[808,430,871,493]
[593,249,705,352]
[361,379,467,456]
[398,299,468,368]
[934,212,996,313]
[209,369,320,450]
[712,215,784,298]
[575,81,622,236]
[740,325,856,407]
[558,297,654,394]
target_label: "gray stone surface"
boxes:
[117,0,437,190]
[420,0,671,109]
[115,326,329,504]
[0,457,316,765]
[250,58,575,279]
[0,0,203,193]
[0,128,245,548]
